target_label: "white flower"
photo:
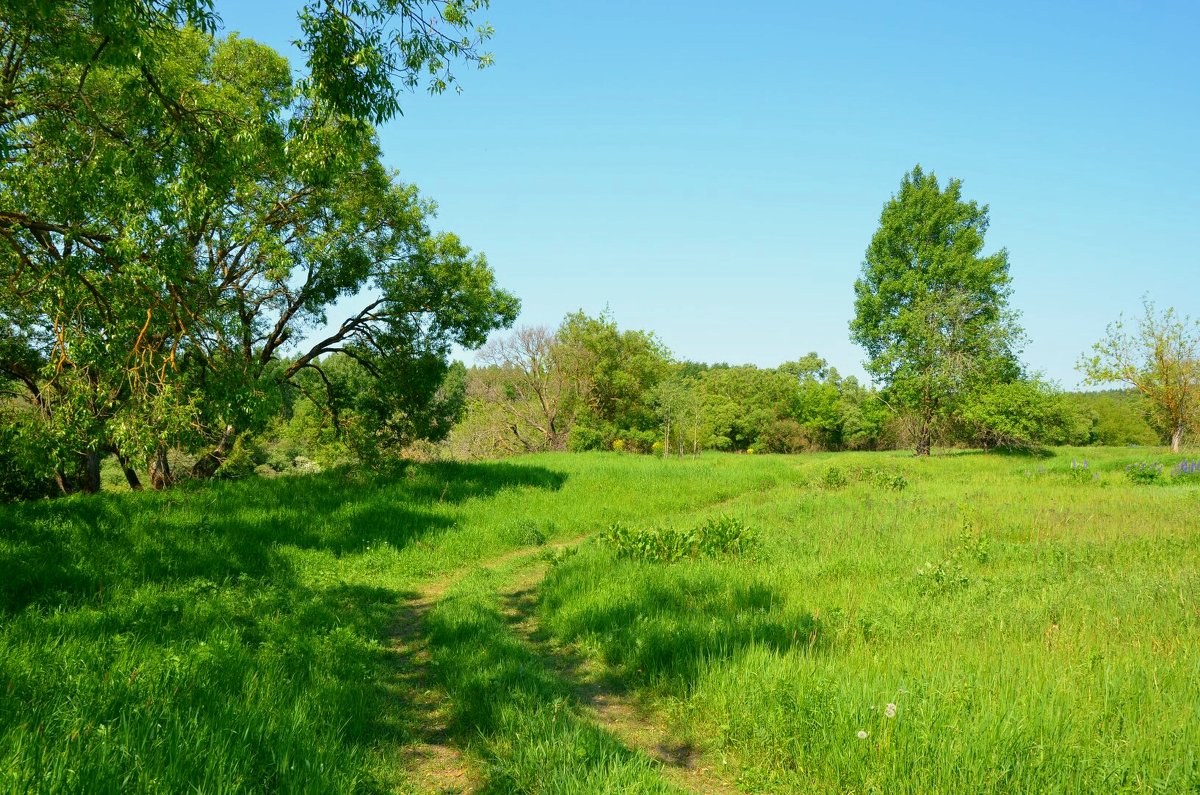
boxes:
[884,703,897,719]
[856,729,869,740]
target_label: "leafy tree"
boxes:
[557,312,671,450]
[850,165,1023,455]
[1080,299,1200,452]
[1063,390,1159,447]
[0,0,492,136]
[962,379,1089,449]
[696,365,796,452]
[0,28,515,494]
[475,326,578,452]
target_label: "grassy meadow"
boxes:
[2,448,1198,792]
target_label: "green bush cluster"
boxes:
[600,515,756,563]
[1124,461,1163,485]
[819,465,906,491]
[847,465,908,491]
[914,522,990,596]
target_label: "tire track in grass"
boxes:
[497,561,745,795]
[388,538,587,793]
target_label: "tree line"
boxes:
[2,5,1196,500]
[445,310,1173,461]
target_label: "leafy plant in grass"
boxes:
[848,465,908,491]
[915,522,990,596]
[1066,458,1099,484]
[1171,459,1200,483]
[1124,461,1163,484]
[820,466,849,490]
[600,515,756,563]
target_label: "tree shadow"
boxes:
[0,459,569,792]
[935,446,1055,459]
[539,560,818,691]
[0,459,567,614]
[419,575,670,792]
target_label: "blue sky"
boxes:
[217,1,1199,388]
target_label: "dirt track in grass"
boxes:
[387,536,743,793]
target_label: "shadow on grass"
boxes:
[422,574,674,793]
[539,556,818,691]
[0,459,568,792]
[935,446,1056,459]
[0,460,566,614]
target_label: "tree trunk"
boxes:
[663,418,670,459]
[82,450,102,493]
[915,393,933,456]
[914,413,933,457]
[192,425,235,479]
[117,451,143,491]
[149,445,173,490]
[1171,425,1184,453]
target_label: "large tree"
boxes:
[850,166,1022,455]
[474,326,579,452]
[1080,299,1200,452]
[0,27,515,493]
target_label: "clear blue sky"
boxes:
[217,1,1198,388]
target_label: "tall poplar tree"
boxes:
[850,166,1022,455]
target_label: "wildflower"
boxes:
[856,729,869,740]
[884,703,897,719]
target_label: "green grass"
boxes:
[423,566,677,794]
[0,454,787,792]
[539,448,1200,793]
[3,449,1198,792]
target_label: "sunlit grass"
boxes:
[0,454,788,791]
[539,448,1200,793]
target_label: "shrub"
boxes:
[847,465,908,491]
[1124,462,1163,485]
[820,466,848,490]
[1067,458,1099,484]
[1171,459,1200,483]
[600,515,756,563]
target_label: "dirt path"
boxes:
[388,539,585,792]
[388,537,742,795]
[498,563,743,795]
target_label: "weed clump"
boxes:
[914,521,990,596]
[847,466,908,491]
[1171,459,1200,483]
[600,515,756,563]
[1066,459,1100,484]
[820,467,849,490]
[1124,461,1163,484]
[820,465,906,491]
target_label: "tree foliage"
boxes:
[850,165,1023,455]
[0,22,514,497]
[1080,299,1200,451]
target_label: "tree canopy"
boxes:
[1080,299,1200,452]
[850,165,1023,455]
[0,22,515,494]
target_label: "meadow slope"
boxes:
[1,449,1197,793]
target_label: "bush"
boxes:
[820,466,848,490]
[600,515,756,563]
[1125,462,1163,485]
[567,425,606,452]
[0,419,56,502]
[847,465,908,491]
[1066,458,1099,484]
[1170,459,1200,483]
[214,435,262,480]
